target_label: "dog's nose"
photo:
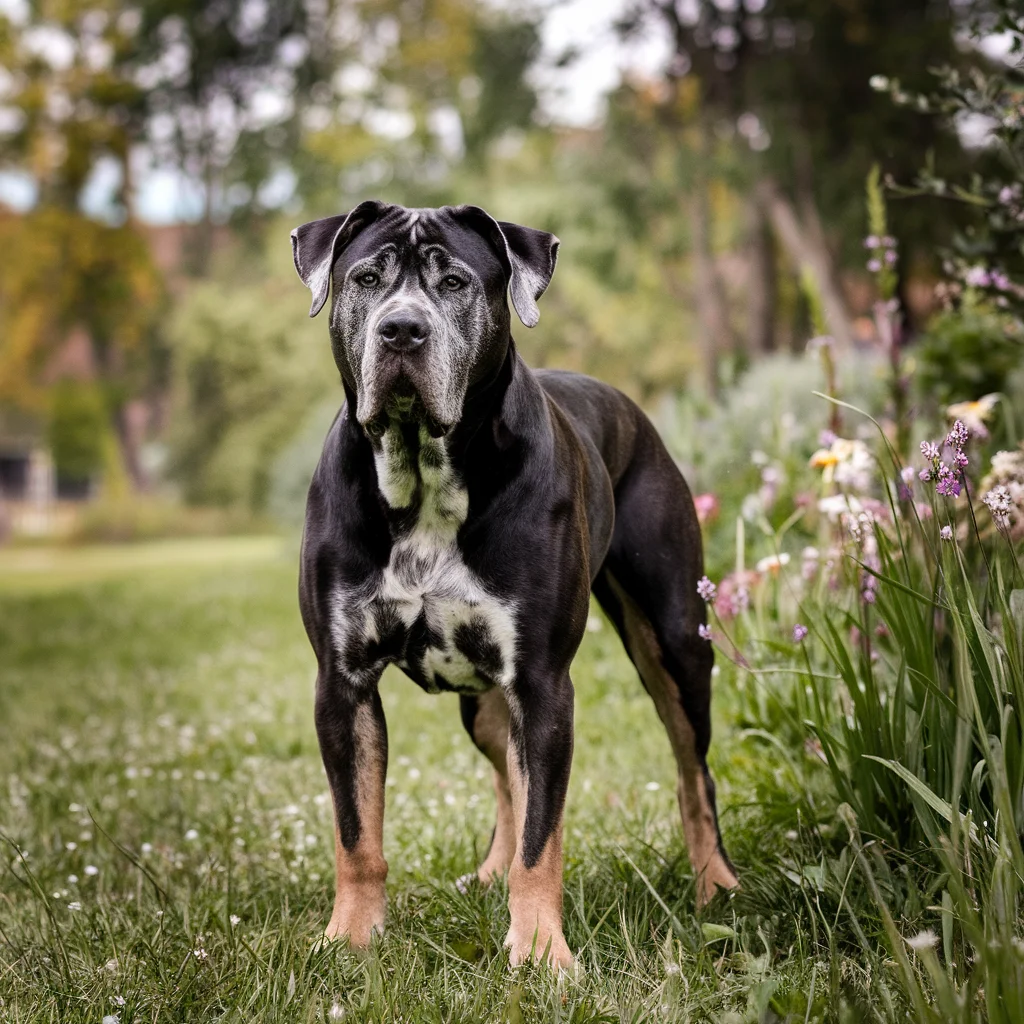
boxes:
[379,312,430,352]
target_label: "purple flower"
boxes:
[953,449,969,468]
[919,467,932,482]
[696,575,717,603]
[935,465,962,498]
[819,429,837,447]
[991,271,1011,291]
[920,441,940,461]
[698,624,712,641]
[999,185,1017,205]
[792,624,809,643]
[862,588,877,604]
[945,419,969,450]
[884,249,897,266]
[881,236,897,249]
[900,466,916,485]
[867,259,882,273]
[864,234,880,248]
[940,525,953,540]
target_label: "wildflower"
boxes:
[940,525,953,540]
[945,419,969,451]
[692,493,719,525]
[698,624,712,641]
[863,234,881,248]
[918,467,931,482]
[102,1016,120,1024]
[866,258,882,273]
[983,485,1014,529]
[84,865,98,877]
[884,249,897,265]
[817,493,864,521]
[991,271,1011,291]
[68,901,82,911]
[696,576,717,603]
[792,624,809,642]
[906,930,939,951]
[819,429,837,447]
[947,395,997,439]
[230,914,241,927]
[329,1004,346,1021]
[862,587,877,604]
[645,781,660,791]
[920,440,940,461]
[140,843,152,855]
[935,464,962,498]
[756,553,791,573]
[184,829,199,842]
[869,75,889,91]
[964,265,991,288]
[67,874,78,884]
[734,585,750,613]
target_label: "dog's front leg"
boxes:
[504,673,575,971]
[314,673,388,947]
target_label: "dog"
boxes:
[291,201,738,970]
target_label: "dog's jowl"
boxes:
[293,202,738,969]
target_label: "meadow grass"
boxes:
[0,539,947,1022]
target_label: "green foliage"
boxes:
[165,265,336,511]
[915,302,1024,410]
[47,381,107,479]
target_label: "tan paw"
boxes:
[695,855,739,909]
[323,898,386,947]
[505,927,575,972]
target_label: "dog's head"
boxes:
[291,202,559,436]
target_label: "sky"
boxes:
[0,0,669,224]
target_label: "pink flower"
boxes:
[692,493,720,526]
[792,624,808,642]
[940,525,953,540]
[698,624,712,641]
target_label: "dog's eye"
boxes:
[441,274,465,290]
[356,271,379,288]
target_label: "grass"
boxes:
[0,538,934,1022]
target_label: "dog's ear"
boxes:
[448,205,559,328]
[291,200,390,317]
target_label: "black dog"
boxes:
[292,202,737,969]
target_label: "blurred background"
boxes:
[0,0,1022,548]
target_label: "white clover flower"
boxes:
[67,901,82,911]
[230,914,241,927]
[84,865,98,877]
[184,829,199,842]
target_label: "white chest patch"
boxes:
[331,424,516,692]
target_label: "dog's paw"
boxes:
[505,928,575,973]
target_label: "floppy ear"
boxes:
[291,200,390,317]
[448,205,559,328]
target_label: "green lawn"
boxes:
[1,539,894,1022]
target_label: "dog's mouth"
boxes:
[361,373,449,439]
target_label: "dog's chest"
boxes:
[332,425,516,693]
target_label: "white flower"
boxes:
[230,914,241,927]
[67,901,82,911]
[84,865,98,877]
[755,552,791,573]
[67,874,78,884]
[328,1003,346,1021]
[645,781,660,792]
[906,930,938,951]
[940,525,953,540]
[102,1016,120,1024]
[869,75,890,91]
[817,494,864,521]
[184,829,199,842]
[141,843,152,855]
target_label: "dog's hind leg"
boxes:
[459,688,516,883]
[592,429,738,906]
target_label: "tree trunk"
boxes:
[746,196,776,353]
[756,179,853,350]
[688,186,727,399]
